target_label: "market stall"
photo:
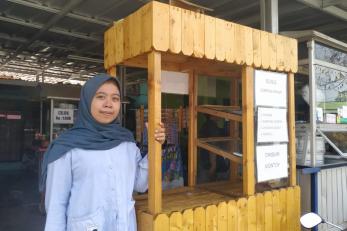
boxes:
[104,1,300,230]
[285,30,347,230]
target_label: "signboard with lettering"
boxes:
[257,107,288,143]
[255,70,287,107]
[53,109,74,124]
[256,144,288,182]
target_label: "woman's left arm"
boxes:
[134,149,148,193]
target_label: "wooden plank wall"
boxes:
[317,167,347,231]
[104,1,298,73]
[138,186,301,231]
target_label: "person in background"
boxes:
[197,115,229,183]
[42,74,165,231]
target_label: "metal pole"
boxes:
[40,99,43,134]
[308,40,316,167]
[50,98,53,142]
[260,0,278,34]
[324,221,344,230]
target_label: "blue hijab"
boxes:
[40,73,135,190]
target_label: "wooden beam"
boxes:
[196,106,242,122]
[288,73,296,186]
[230,78,240,183]
[197,140,242,164]
[140,105,145,142]
[199,136,239,142]
[188,70,197,186]
[242,66,255,196]
[147,51,162,214]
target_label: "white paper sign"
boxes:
[161,71,189,95]
[257,107,288,143]
[256,144,288,182]
[255,70,287,107]
[53,109,74,124]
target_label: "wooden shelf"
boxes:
[135,183,242,214]
[196,105,242,122]
[196,180,243,198]
[197,137,242,164]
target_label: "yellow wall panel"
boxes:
[272,190,280,231]
[140,2,153,53]
[276,34,285,72]
[193,207,205,231]
[182,209,194,231]
[235,24,246,65]
[252,29,261,68]
[244,26,254,66]
[204,15,216,60]
[279,188,287,230]
[154,214,169,231]
[170,212,183,231]
[114,21,124,64]
[193,12,204,58]
[182,9,194,56]
[227,200,237,231]
[264,191,273,231]
[268,33,277,71]
[217,202,228,231]
[225,22,235,63]
[260,31,270,69]
[169,6,182,54]
[248,195,257,231]
[215,18,226,61]
[206,205,218,231]
[152,2,169,51]
[256,193,265,231]
[237,198,248,231]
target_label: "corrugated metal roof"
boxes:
[0,0,346,85]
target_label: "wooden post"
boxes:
[288,73,296,186]
[140,105,145,142]
[107,66,117,77]
[147,51,162,214]
[188,71,197,186]
[242,66,255,196]
[178,106,183,132]
[230,78,239,183]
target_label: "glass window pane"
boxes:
[315,65,347,123]
[315,43,347,68]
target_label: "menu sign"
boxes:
[256,144,288,182]
[255,70,287,107]
[255,70,288,182]
[257,107,288,143]
[53,109,74,124]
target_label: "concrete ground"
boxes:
[0,166,45,231]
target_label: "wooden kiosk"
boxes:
[104,1,301,230]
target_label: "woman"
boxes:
[42,74,165,231]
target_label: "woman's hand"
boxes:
[154,122,166,145]
[146,122,166,145]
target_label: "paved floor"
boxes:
[0,167,45,231]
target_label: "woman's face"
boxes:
[90,81,120,124]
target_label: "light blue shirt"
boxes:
[44,142,148,231]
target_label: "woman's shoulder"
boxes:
[119,141,138,150]
[68,142,138,153]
